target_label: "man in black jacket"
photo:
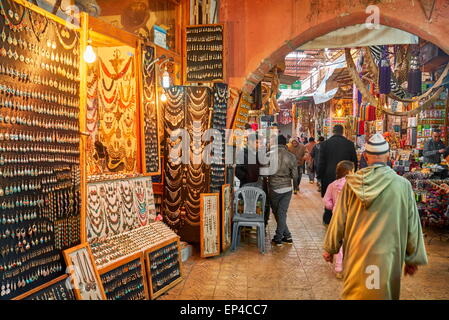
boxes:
[318,125,358,198]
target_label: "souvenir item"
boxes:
[63,244,106,300]
[185,24,225,83]
[200,193,220,258]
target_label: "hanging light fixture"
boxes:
[84,35,96,64]
[160,92,167,102]
[162,66,170,89]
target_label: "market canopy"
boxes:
[299,24,418,50]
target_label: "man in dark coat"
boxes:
[318,125,358,198]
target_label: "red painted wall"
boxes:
[219,0,449,93]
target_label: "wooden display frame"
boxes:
[139,41,162,176]
[12,275,74,300]
[183,23,226,84]
[144,237,183,300]
[200,193,221,258]
[63,243,106,300]
[221,184,233,252]
[98,252,150,300]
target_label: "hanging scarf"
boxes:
[379,45,392,94]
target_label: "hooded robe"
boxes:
[324,164,428,300]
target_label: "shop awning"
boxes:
[313,54,346,104]
[299,24,418,50]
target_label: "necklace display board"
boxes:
[98,252,149,300]
[0,0,82,300]
[162,86,212,243]
[184,24,225,83]
[86,175,156,241]
[221,184,233,252]
[200,193,220,258]
[144,237,182,299]
[141,44,161,175]
[86,44,140,175]
[210,83,229,193]
[13,274,75,300]
[63,243,106,300]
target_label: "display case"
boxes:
[99,252,149,300]
[13,275,76,300]
[200,193,220,258]
[144,237,182,299]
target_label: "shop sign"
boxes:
[291,80,302,90]
[154,25,167,49]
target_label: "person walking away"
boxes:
[288,138,306,194]
[268,135,298,246]
[317,125,357,197]
[304,137,317,184]
[235,132,260,187]
[423,128,446,164]
[311,136,325,191]
[323,134,428,300]
[323,161,355,278]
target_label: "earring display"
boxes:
[210,83,229,193]
[141,45,160,174]
[185,24,225,83]
[86,176,157,241]
[86,46,138,176]
[144,238,182,299]
[63,243,106,300]
[89,221,179,270]
[0,0,81,300]
[99,253,148,300]
[200,193,220,258]
[13,274,75,300]
[232,93,252,130]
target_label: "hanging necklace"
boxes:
[55,25,78,51]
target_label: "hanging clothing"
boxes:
[324,164,428,300]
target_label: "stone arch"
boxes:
[219,0,449,94]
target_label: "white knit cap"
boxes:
[365,133,390,155]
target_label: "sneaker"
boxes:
[282,237,293,245]
[271,239,283,247]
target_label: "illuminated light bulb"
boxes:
[83,44,96,64]
[162,68,170,89]
[160,92,167,102]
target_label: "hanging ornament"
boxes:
[378,46,392,94]
[408,44,422,96]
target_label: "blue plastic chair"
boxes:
[231,186,266,253]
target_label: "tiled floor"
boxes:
[158,179,449,300]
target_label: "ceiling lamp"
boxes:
[83,38,96,64]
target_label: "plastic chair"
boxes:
[231,186,266,253]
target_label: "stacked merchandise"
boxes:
[0,0,81,299]
[416,89,447,150]
[210,83,228,193]
[404,172,449,228]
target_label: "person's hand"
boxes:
[404,264,418,276]
[323,252,333,263]
[439,149,446,153]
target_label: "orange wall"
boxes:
[219,0,449,93]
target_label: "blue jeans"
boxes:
[270,190,292,241]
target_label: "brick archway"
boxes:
[219,0,449,94]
